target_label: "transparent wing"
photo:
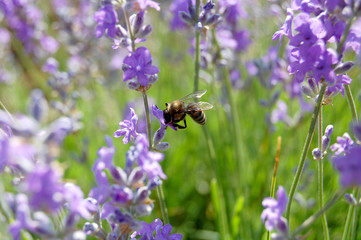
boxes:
[197,101,213,111]
[186,102,213,113]
[179,89,207,103]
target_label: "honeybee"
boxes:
[163,89,213,129]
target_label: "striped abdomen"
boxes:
[186,103,207,125]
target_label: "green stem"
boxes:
[292,189,346,238]
[286,84,327,221]
[142,92,152,148]
[267,136,282,240]
[123,10,136,52]
[318,106,329,239]
[345,85,358,121]
[156,184,169,225]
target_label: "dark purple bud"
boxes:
[148,74,158,84]
[179,11,194,25]
[126,80,140,90]
[345,193,357,205]
[131,11,144,35]
[334,61,354,74]
[111,166,127,184]
[324,125,333,137]
[153,127,165,146]
[122,64,131,72]
[276,217,289,235]
[134,186,150,203]
[147,177,162,190]
[128,167,144,186]
[301,85,316,98]
[83,222,99,235]
[116,25,128,38]
[203,1,215,11]
[137,25,152,38]
[153,142,169,151]
[307,78,319,95]
[322,136,330,153]
[110,186,133,204]
[187,0,196,18]
[205,14,221,26]
[312,148,322,160]
[28,89,48,122]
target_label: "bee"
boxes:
[163,89,213,129]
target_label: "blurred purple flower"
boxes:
[42,58,59,74]
[218,0,247,24]
[114,108,140,144]
[122,47,159,86]
[22,165,65,212]
[170,0,189,30]
[261,186,288,231]
[40,35,59,54]
[94,2,118,38]
[332,145,361,188]
[330,132,354,155]
[135,135,166,180]
[131,218,183,240]
[134,0,160,11]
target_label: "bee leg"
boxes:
[174,119,187,129]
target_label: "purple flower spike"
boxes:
[114,108,140,144]
[261,186,288,231]
[123,47,159,87]
[94,3,118,38]
[131,218,183,240]
[332,145,361,188]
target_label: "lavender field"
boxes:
[1,0,361,239]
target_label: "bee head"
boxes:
[163,109,171,124]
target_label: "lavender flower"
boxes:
[131,218,183,240]
[330,132,354,155]
[332,145,361,188]
[122,47,160,87]
[261,186,288,233]
[94,2,118,38]
[114,108,140,144]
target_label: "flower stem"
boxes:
[156,183,169,225]
[142,92,152,148]
[123,9,136,52]
[317,106,329,239]
[267,136,282,240]
[193,0,201,92]
[292,189,346,238]
[286,84,326,221]
[345,85,358,121]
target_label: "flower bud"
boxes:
[28,89,48,122]
[83,222,99,235]
[352,122,361,143]
[301,85,316,98]
[179,11,194,25]
[312,148,322,160]
[307,78,318,95]
[137,25,152,38]
[128,167,144,186]
[153,142,169,151]
[153,127,165,146]
[203,0,215,11]
[205,14,221,26]
[322,136,330,153]
[334,61,354,74]
[324,125,333,137]
[345,193,357,206]
[126,80,140,90]
[148,74,158,84]
[131,11,144,35]
[134,186,150,203]
[147,176,162,190]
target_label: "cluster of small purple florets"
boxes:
[330,122,361,188]
[94,0,160,91]
[273,0,361,97]
[0,91,94,239]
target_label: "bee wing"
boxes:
[179,89,207,103]
[197,101,213,111]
